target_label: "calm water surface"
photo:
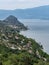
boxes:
[19,19,49,54]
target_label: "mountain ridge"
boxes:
[0,5,49,19]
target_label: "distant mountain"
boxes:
[0,5,49,19]
[5,15,24,26]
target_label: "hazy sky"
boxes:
[0,0,49,10]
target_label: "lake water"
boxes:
[19,19,49,54]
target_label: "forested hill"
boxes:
[0,16,49,65]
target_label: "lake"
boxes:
[19,19,49,54]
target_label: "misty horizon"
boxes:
[0,0,49,10]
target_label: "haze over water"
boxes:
[20,19,49,54]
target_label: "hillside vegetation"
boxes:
[0,16,49,65]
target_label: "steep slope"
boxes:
[0,23,49,65]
